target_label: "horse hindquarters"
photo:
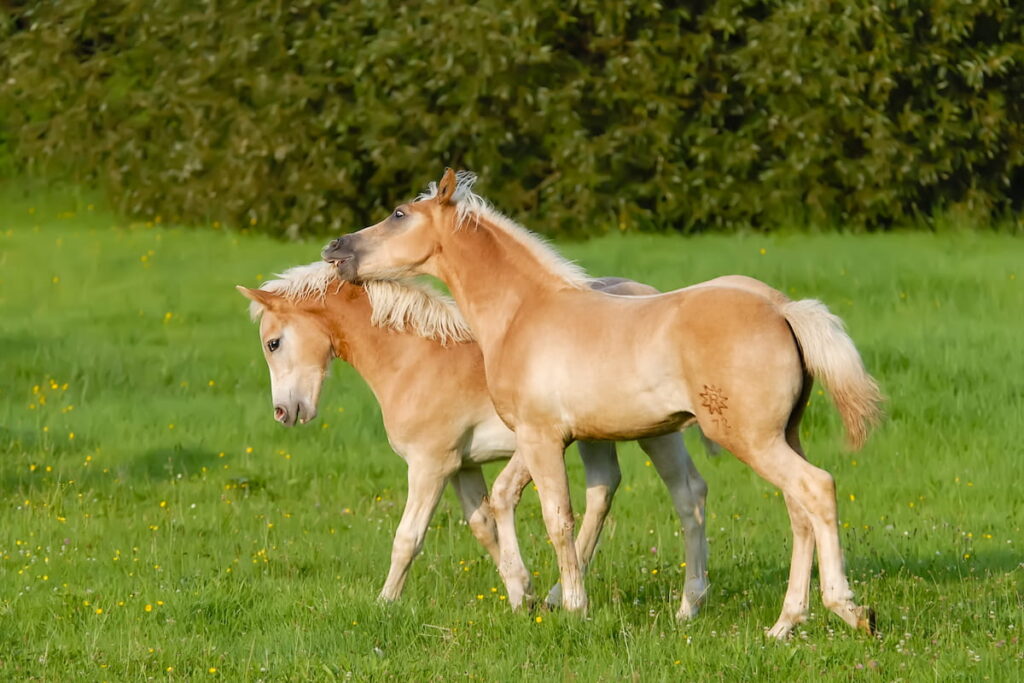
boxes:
[676,295,804,452]
[675,296,874,637]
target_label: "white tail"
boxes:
[781,299,883,450]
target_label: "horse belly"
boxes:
[463,414,517,465]
[567,380,694,441]
[539,349,693,440]
[498,317,692,440]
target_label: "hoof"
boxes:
[677,584,707,621]
[765,610,806,640]
[507,590,537,611]
[855,605,876,635]
[765,621,795,640]
[675,600,700,621]
[561,595,588,615]
[544,583,563,609]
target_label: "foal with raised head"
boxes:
[238,263,712,611]
[322,169,883,638]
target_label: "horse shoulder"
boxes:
[378,341,489,444]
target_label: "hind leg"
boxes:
[733,438,872,636]
[765,424,819,637]
[765,492,815,638]
[638,432,710,620]
[451,467,501,567]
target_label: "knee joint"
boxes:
[393,531,424,558]
[690,475,708,503]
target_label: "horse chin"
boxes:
[274,401,318,427]
[322,241,360,281]
[329,256,359,283]
[296,402,318,425]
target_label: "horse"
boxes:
[321,169,883,638]
[237,262,714,612]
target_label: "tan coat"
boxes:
[322,168,882,637]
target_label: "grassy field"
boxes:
[1,189,1022,681]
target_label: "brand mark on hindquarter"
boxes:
[699,384,729,415]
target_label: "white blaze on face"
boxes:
[259,314,331,427]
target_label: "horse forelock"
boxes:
[415,171,590,289]
[248,261,340,320]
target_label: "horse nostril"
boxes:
[274,405,287,423]
[322,239,340,259]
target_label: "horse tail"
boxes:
[779,299,883,450]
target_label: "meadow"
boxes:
[1,188,1021,681]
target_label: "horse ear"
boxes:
[236,285,280,311]
[436,168,458,205]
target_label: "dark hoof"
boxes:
[856,605,877,635]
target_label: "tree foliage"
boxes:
[2,0,1022,236]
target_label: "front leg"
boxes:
[518,428,587,614]
[489,452,536,609]
[546,440,621,608]
[379,461,453,602]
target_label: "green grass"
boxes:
[1,189,1022,680]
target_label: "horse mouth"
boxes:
[291,403,317,426]
[320,242,353,265]
[324,253,358,282]
[325,255,352,270]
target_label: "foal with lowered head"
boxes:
[239,263,715,611]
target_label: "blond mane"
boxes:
[417,172,590,289]
[255,261,341,316]
[363,278,473,345]
[252,261,473,344]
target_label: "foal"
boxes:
[322,169,883,638]
[238,263,711,610]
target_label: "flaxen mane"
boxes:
[252,261,473,344]
[254,262,340,312]
[417,171,590,290]
[363,279,473,345]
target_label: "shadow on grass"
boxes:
[135,444,220,479]
[136,444,274,498]
[603,552,1022,614]
[862,552,1023,581]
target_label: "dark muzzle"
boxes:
[322,235,359,280]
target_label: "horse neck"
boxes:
[433,215,567,355]
[320,284,432,398]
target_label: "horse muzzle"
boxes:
[322,236,359,280]
[274,402,317,427]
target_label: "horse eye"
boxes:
[266,338,280,352]
[393,209,405,219]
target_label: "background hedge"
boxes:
[2,0,1023,237]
